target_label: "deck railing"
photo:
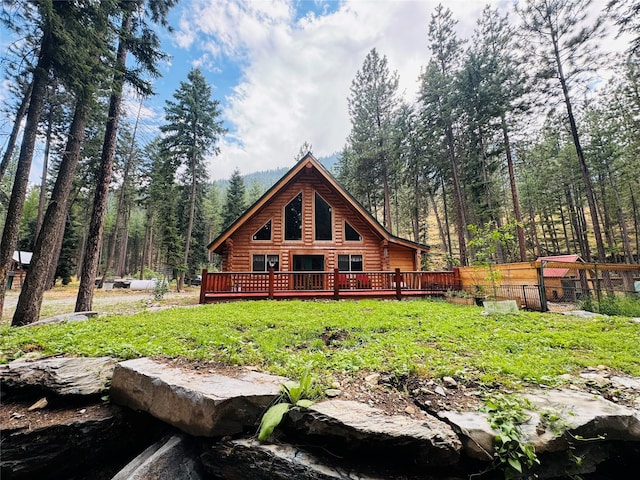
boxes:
[200,268,460,303]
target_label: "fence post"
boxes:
[334,269,340,300]
[199,269,207,304]
[395,268,402,300]
[268,268,274,300]
[594,263,602,306]
[537,261,548,312]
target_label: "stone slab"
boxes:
[110,357,287,437]
[288,400,461,467]
[0,356,116,396]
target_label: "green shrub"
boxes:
[579,294,640,317]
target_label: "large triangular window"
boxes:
[344,221,362,241]
[253,220,272,241]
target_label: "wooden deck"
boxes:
[199,269,459,303]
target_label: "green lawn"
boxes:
[1,299,638,389]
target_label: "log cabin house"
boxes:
[200,153,457,302]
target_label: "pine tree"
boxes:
[160,68,225,290]
[418,4,468,265]
[517,0,608,266]
[221,169,247,230]
[344,48,399,231]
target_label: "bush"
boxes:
[579,294,640,317]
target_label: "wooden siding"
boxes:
[219,167,416,272]
[388,245,417,271]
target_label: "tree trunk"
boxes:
[75,11,131,312]
[427,185,448,256]
[0,37,51,319]
[607,167,633,263]
[0,82,32,183]
[445,126,467,265]
[501,115,526,261]
[551,30,607,265]
[179,151,198,292]
[12,98,88,326]
[35,98,54,240]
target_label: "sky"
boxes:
[0,0,630,184]
[126,0,514,181]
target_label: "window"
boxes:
[315,192,332,241]
[285,193,302,240]
[253,220,272,241]
[252,254,280,271]
[338,254,363,271]
[344,221,362,241]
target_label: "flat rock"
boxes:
[27,311,98,327]
[110,357,287,437]
[523,389,640,442]
[0,356,116,396]
[287,399,461,467]
[111,434,204,480]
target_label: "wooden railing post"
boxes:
[395,268,402,300]
[268,268,274,300]
[334,268,340,300]
[199,269,207,304]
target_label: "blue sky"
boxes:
[1,0,630,183]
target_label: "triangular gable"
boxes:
[208,153,428,253]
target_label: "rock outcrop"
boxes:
[0,356,115,396]
[2,355,640,480]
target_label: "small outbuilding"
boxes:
[537,254,584,301]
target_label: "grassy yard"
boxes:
[1,299,638,390]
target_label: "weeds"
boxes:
[477,393,539,479]
[258,369,316,441]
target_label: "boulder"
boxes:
[110,357,287,437]
[0,356,116,396]
[287,400,461,467]
[111,434,204,480]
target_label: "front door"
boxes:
[292,255,324,290]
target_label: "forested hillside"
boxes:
[0,0,638,325]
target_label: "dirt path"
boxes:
[2,286,200,323]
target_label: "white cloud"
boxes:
[173,0,628,181]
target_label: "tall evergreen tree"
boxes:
[419,4,468,265]
[160,68,225,290]
[76,0,178,311]
[221,169,247,230]
[517,0,608,266]
[343,48,399,231]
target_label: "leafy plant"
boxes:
[258,369,316,441]
[477,393,540,480]
[152,279,169,300]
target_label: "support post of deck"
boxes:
[334,268,340,300]
[268,268,274,300]
[395,268,402,300]
[199,269,207,304]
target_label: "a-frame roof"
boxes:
[207,153,429,253]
